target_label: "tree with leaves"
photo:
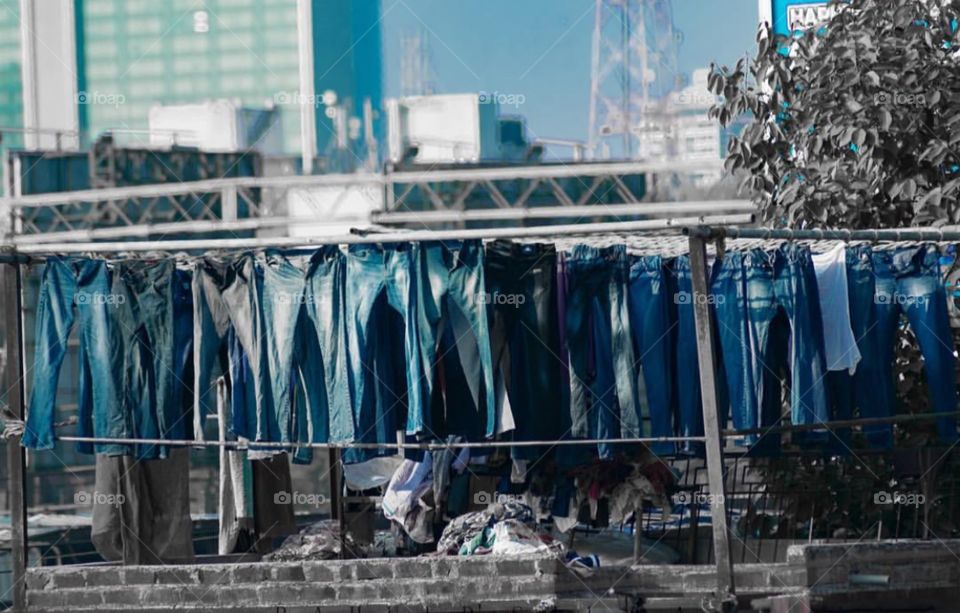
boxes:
[710,0,960,228]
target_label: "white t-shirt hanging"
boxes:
[811,244,862,373]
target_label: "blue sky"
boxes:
[381,0,759,145]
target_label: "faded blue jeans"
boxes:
[220,254,275,443]
[346,243,424,439]
[745,245,830,431]
[871,245,958,443]
[627,255,673,455]
[25,258,129,454]
[563,245,640,453]
[417,240,495,439]
[261,247,354,460]
[192,257,233,441]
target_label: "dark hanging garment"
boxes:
[90,447,194,564]
[251,452,298,551]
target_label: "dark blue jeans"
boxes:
[485,240,565,460]
[824,246,885,448]
[113,260,183,459]
[417,240,496,439]
[744,245,830,431]
[671,256,704,455]
[25,258,128,454]
[871,245,958,443]
[563,245,639,454]
[711,252,756,444]
[627,255,673,455]
[345,243,423,440]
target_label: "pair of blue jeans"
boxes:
[112,260,190,459]
[195,255,277,447]
[345,243,423,443]
[627,255,673,455]
[418,240,496,439]
[744,245,830,432]
[711,252,756,445]
[261,247,354,461]
[25,258,128,454]
[870,245,958,443]
[671,256,729,455]
[563,245,640,458]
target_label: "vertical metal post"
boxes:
[687,234,736,610]
[2,261,28,612]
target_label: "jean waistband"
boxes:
[628,254,663,278]
[486,240,556,263]
[872,244,940,276]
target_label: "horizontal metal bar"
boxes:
[9,214,755,254]
[2,160,720,209]
[686,225,960,242]
[374,200,754,224]
[11,216,369,244]
[11,202,754,244]
[56,435,706,450]
[386,159,720,184]
[721,410,960,437]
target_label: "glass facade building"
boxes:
[75,0,383,161]
[0,1,23,150]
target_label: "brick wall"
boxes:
[25,555,808,612]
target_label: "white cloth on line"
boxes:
[811,244,862,373]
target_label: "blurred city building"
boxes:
[1,0,384,173]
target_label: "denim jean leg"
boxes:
[307,247,353,444]
[712,252,756,443]
[564,245,639,447]
[78,260,129,455]
[262,250,310,444]
[843,246,892,448]
[744,250,780,447]
[24,259,78,450]
[485,241,563,460]
[384,244,426,436]
[192,259,233,441]
[776,245,830,429]
[896,246,959,442]
[672,256,705,454]
[419,240,496,439]
[628,256,674,455]
[222,254,274,443]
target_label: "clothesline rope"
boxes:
[55,434,705,450]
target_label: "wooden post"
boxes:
[687,234,736,611]
[2,261,28,612]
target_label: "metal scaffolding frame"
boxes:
[3,159,723,235]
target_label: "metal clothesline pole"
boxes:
[686,225,960,242]
[9,214,756,254]
[2,262,27,613]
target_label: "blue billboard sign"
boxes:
[760,0,838,36]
